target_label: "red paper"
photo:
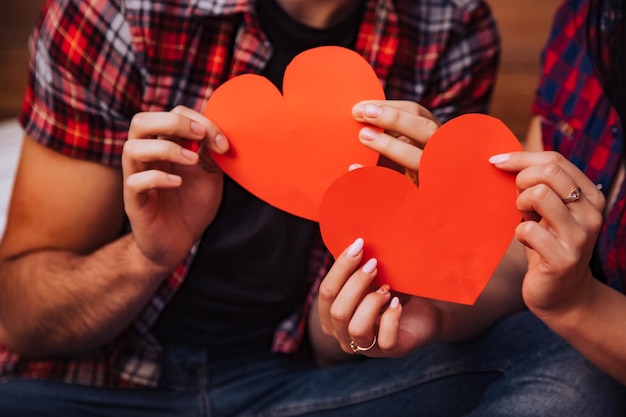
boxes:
[203,46,384,221]
[319,114,523,304]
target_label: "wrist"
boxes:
[124,234,183,282]
[531,275,601,340]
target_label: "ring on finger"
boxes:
[563,186,582,204]
[350,336,377,353]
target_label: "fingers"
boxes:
[317,238,365,335]
[170,106,229,154]
[318,238,440,358]
[129,106,229,154]
[123,138,198,192]
[489,150,605,229]
[124,106,231,191]
[347,284,392,353]
[353,100,439,147]
[489,151,604,273]
[489,151,605,212]
[317,238,388,354]
[352,100,439,172]
[360,128,423,173]
[329,257,379,351]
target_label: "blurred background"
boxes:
[0,0,561,235]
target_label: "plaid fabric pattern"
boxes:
[532,0,625,291]
[6,0,500,387]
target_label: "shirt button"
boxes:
[610,125,620,137]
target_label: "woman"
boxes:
[319,0,626,411]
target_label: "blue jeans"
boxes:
[1,312,625,416]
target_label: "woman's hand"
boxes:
[317,238,440,358]
[489,151,606,318]
[122,106,227,270]
[313,101,442,359]
[352,100,440,183]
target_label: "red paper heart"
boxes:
[203,46,384,221]
[319,114,523,304]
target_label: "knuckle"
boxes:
[130,112,148,128]
[529,183,552,201]
[317,282,336,303]
[589,189,606,211]
[420,117,439,136]
[122,139,139,155]
[347,323,367,339]
[544,151,565,165]
[587,209,604,230]
[329,304,350,325]
[539,162,562,179]
[384,107,401,125]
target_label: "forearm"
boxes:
[538,279,626,385]
[0,233,169,359]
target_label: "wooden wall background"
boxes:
[0,1,561,140]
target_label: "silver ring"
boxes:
[563,187,582,204]
[350,336,377,353]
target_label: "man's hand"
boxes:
[123,106,227,269]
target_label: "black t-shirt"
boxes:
[152,0,364,357]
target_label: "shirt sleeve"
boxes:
[18,0,141,167]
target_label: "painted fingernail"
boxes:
[390,296,400,309]
[360,127,379,142]
[364,104,382,117]
[489,153,510,164]
[377,284,390,294]
[347,238,364,257]
[362,258,377,273]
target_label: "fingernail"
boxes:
[167,174,182,184]
[390,297,400,309]
[489,153,510,164]
[362,258,377,273]
[352,102,365,115]
[181,148,197,161]
[364,104,382,117]
[360,127,379,142]
[214,133,228,153]
[377,284,390,294]
[191,121,205,136]
[346,237,364,257]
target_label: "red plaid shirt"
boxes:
[6,0,499,387]
[533,0,625,292]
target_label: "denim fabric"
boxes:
[1,312,625,416]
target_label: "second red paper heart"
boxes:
[319,114,523,305]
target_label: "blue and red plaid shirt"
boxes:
[4,0,500,387]
[533,0,625,292]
